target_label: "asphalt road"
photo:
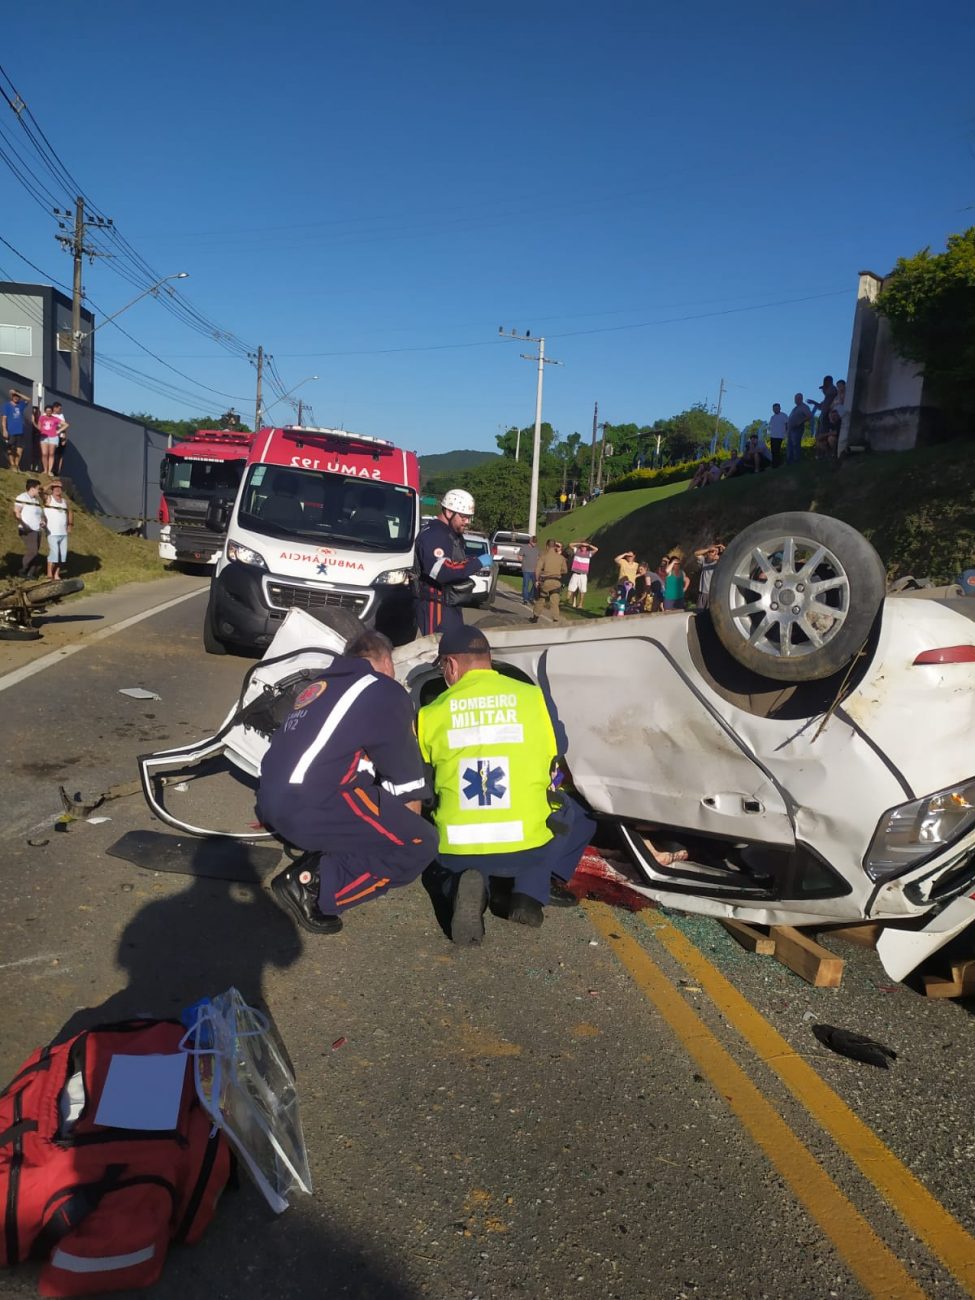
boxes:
[2,580,975,1300]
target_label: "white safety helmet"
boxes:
[441,488,475,516]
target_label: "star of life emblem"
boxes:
[460,757,510,809]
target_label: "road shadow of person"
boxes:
[57,838,302,1039]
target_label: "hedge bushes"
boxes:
[604,456,724,493]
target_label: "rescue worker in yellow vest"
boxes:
[417,624,594,945]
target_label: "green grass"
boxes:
[1,467,169,594]
[531,442,975,613]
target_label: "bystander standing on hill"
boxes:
[43,480,73,579]
[38,405,61,476]
[614,550,638,584]
[663,555,689,611]
[13,478,44,578]
[52,402,70,476]
[786,393,811,465]
[2,388,29,470]
[767,403,788,466]
[566,539,598,609]
[694,543,725,609]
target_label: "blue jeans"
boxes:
[521,571,535,602]
[786,428,803,464]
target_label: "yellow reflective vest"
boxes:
[417,667,557,856]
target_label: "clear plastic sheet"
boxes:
[182,988,312,1213]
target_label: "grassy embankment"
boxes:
[0,467,168,595]
[516,442,975,615]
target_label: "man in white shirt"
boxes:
[13,479,44,578]
[43,480,73,579]
[767,403,788,466]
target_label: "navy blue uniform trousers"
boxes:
[416,586,465,638]
[437,794,594,905]
[269,787,438,914]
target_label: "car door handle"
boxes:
[701,793,764,815]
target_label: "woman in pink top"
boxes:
[38,404,60,475]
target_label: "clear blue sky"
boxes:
[1,1,971,455]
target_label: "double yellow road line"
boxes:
[585,903,975,1300]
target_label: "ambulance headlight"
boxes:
[374,568,413,585]
[864,778,975,881]
[227,540,268,570]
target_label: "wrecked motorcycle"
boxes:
[0,576,85,641]
[139,512,975,983]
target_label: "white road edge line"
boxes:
[0,586,208,695]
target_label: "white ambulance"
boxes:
[204,425,420,654]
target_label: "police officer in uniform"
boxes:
[259,629,438,934]
[415,488,492,637]
[417,624,593,945]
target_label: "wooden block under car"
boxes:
[719,919,776,955]
[819,922,883,949]
[770,925,845,988]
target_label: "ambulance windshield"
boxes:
[238,464,415,550]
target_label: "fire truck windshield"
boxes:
[237,464,415,551]
[161,457,245,496]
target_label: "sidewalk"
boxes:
[0,573,209,678]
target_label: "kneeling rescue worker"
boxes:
[258,629,438,934]
[418,624,594,944]
[415,488,492,637]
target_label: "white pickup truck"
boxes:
[490,529,532,573]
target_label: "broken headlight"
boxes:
[864,778,975,881]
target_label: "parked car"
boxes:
[490,530,532,573]
[464,532,498,607]
[139,512,975,983]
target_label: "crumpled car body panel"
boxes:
[139,603,975,976]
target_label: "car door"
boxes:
[539,634,795,845]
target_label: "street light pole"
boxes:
[262,375,319,421]
[498,328,562,535]
[87,272,190,337]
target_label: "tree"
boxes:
[130,411,251,438]
[456,458,533,535]
[875,227,975,418]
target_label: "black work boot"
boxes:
[450,869,488,946]
[271,854,343,935]
[508,893,544,928]
[548,877,579,908]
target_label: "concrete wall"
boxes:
[0,290,44,389]
[842,271,940,452]
[0,360,164,538]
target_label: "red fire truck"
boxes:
[158,429,255,567]
[204,425,420,653]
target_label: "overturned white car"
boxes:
[140,513,975,982]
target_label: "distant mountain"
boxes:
[419,448,500,488]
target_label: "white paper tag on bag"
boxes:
[94,1053,187,1130]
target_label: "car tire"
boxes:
[0,624,41,641]
[708,511,886,682]
[202,597,228,655]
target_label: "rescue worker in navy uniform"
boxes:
[259,629,438,934]
[418,624,594,945]
[415,488,492,637]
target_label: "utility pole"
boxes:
[596,421,608,490]
[589,401,598,495]
[296,397,303,425]
[252,346,264,431]
[498,328,563,534]
[710,377,727,455]
[55,197,111,398]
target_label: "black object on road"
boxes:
[812,1023,898,1069]
[107,829,281,882]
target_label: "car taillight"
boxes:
[913,646,975,665]
[492,546,499,556]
